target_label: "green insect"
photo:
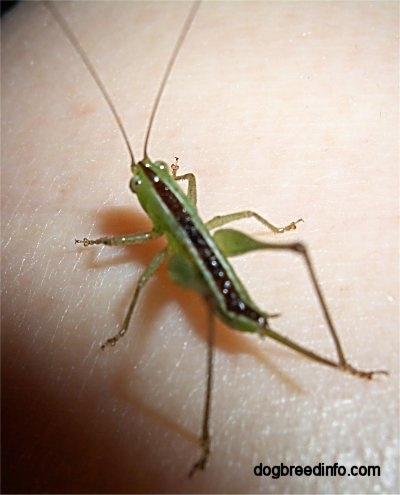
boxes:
[46,1,387,477]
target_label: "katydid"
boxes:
[45,0,387,477]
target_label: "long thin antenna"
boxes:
[44,1,136,167]
[143,1,201,160]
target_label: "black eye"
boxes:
[129,176,141,194]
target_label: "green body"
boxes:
[130,158,271,335]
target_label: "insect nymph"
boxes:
[46,1,387,476]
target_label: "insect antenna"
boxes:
[142,1,201,161]
[44,1,136,167]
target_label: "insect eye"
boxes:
[129,176,141,193]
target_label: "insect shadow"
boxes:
[80,206,307,397]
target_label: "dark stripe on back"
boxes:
[143,166,266,326]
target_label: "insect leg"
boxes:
[257,241,387,379]
[171,161,198,205]
[75,230,161,247]
[175,172,197,205]
[101,248,168,349]
[189,297,216,477]
[206,211,303,234]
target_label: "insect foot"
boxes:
[75,237,93,247]
[188,437,210,478]
[277,218,304,233]
[75,236,115,246]
[340,363,388,380]
[171,157,179,177]
[100,337,118,350]
[100,329,127,350]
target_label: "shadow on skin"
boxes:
[3,205,332,493]
[84,205,313,446]
[3,336,165,493]
[87,205,310,385]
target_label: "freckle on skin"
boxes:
[71,101,97,118]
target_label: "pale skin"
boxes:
[2,2,398,493]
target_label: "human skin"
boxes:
[2,1,398,493]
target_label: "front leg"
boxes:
[75,230,161,247]
[171,159,197,205]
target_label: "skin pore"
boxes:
[2,2,398,493]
